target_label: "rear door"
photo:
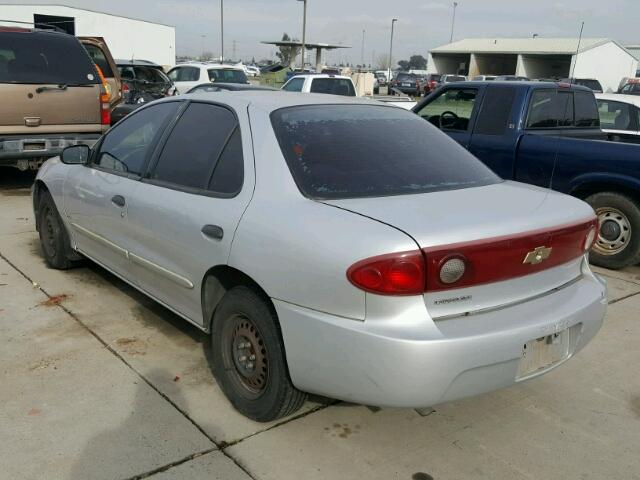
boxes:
[414,86,482,147]
[79,36,122,107]
[0,30,102,135]
[126,101,253,325]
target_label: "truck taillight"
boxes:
[95,65,111,126]
[347,250,425,295]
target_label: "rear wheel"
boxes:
[585,191,640,269]
[210,286,306,422]
[37,191,79,270]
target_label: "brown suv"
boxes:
[0,27,114,170]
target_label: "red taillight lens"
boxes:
[423,218,598,292]
[347,250,425,295]
[122,83,129,93]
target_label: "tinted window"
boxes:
[282,77,304,92]
[575,79,602,92]
[597,100,634,130]
[168,66,199,82]
[271,105,499,200]
[207,68,247,83]
[118,65,135,80]
[526,90,573,128]
[136,66,169,83]
[0,32,100,85]
[309,78,356,96]
[152,103,237,190]
[574,91,599,127]
[475,86,516,135]
[417,88,478,131]
[208,128,244,195]
[96,102,179,175]
[396,73,415,81]
[82,43,113,77]
[622,83,640,94]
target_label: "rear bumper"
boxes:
[0,133,101,167]
[275,268,607,408]
[392,85,419,94]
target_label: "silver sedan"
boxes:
[33,91,607,422]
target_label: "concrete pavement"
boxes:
[1,169,639,479]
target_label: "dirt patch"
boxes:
[27,408,42,416]
[39,294,70,307]
[114,337,147,356]
[325,422,361,439]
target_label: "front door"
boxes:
[63,101,181,278]
[126,101,253,325]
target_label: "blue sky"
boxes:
[32,0,640,64]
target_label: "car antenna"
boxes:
[548,21,584,190]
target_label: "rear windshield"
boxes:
[446,75,466,82]
[396,73,415,81]
[0,32,100,85]
[309,78,356,96]
[575,79,602,91]
[208,68,247,83]
[271,105,500,200]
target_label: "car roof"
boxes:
[447,80,593,92]
[188,82,277,92]
[595,93,640,107]
[172,63,243,71]
[179,90,382,112]
[289,74,351,80]
[116,59,161,67]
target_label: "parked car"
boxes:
[560,78,603,93]
[375,72,387,87]
[0,27,112,170]
[281,74,356,96]
[439,74,467,86]
[187,83,277,93]
[109,59,177,126]
[421,74,442,95]
[243,64,260,77]
[167,63,249,94]
[471,75,497,81]
[619,80,640,96]
[617,77,640,93]
[33,91,605,421]
[388,72,421,96]
[414,81,640,269]
[494,75,530,81]
[595,93,640,143]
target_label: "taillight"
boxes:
[122,83,129,93]
[423,218,598,292]
[95,65,111,126]
[347,250,425,295]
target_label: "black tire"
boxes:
[37,191,79,270]
[210,286,306,422]
[585,191,640,269]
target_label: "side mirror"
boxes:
[61,145,90,165]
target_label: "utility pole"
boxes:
[388,18,397,80]
[298,0,307,70]
[233,40,237,61]
[200,34,206,60]
[449,2,458,44]
[220,0,224,62]
[361,29,365,67]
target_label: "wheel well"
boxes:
[201,266,272,332]
[571,182,640,204]
[32,180,49,231]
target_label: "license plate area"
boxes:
[402,82,411,87]
[516,329,571,379]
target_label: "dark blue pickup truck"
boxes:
[413,81,640,269]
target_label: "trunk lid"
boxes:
[325,181,596,319]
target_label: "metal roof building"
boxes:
[427,38,638,92]
[0,4,176,67]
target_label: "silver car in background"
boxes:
[33,92,607,422]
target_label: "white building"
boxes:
[427,38,638,92]
[0,4,175,67]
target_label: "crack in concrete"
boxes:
[0,250,332,480]
[124,448,217,480]
[608,290,640,305]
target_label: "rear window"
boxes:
[526,89,573,128]
[271,105,500,200]
[82,43,113,77]
[475,86,516,135]
[283,77,304,92]
[574,91,600,127]
[575,79,602,91]
[208,68,247,83]
[446,75,466,82]
[0,31,100,85]
[309,78,356,96]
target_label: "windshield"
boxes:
[271,105,500,200]
[208,68,247,83]
[0,32,100,85]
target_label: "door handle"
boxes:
[201,224,224,240]
[111,195,126,207]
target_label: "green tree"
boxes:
[275,33,301,68]
[397,55,428,71]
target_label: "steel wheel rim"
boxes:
[223,314,268,398]
[594,207,631,256]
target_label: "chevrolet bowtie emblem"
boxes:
[523,246,553,265]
